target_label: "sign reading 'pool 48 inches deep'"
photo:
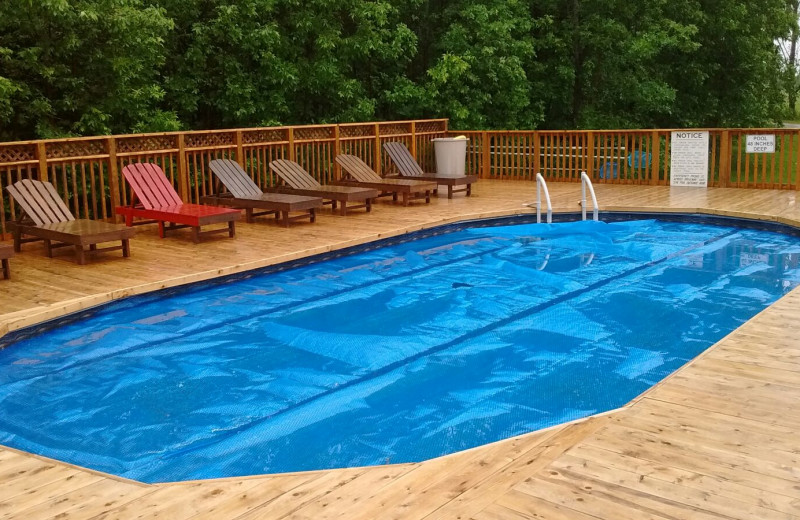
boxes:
[670,131,709,187]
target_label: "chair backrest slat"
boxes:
[209,159,262,199]
[6,179,75,225]
[269,160,322,189]
[335,155,382,183]
[122,163,183,209]
[383,142,425,177]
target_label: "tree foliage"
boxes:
[0,0,794,139]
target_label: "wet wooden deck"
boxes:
[1,180,800,519]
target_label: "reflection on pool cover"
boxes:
[1,219,800,483]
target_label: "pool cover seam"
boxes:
[157,228,740,463]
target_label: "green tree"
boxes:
[419,0,542,129]
[668,0,793,127]
[0,0,176,140]
[157,0,416,128]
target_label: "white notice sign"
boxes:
[746,134,775,153]
[670,131,709,187]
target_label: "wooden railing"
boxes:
[457,129,800,189]
[0,119,447,238]
[3,122,799,238]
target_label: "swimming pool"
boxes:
[1,218,799,483]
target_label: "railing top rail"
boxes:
[0,119,449,149]
[450,127,794,134]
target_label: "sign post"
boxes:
[670,131,709,187]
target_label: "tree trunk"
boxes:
[571,0,583,127]
[788,0,799,115]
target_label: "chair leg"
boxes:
[425,190,431,203]
[246,208,254,223]
[44,239,52,258]
[402,192,409,206]
[392,192,398,202]
[228,221,236,238]
[448,185,454,199]
[13,229,21,252]
[125,214,133,227]
[366,199,372,213]
[159,221,166,239]
[74,244,86,265]
[467,183,472,196]
[340,201,347,216]
[122,239,130,258]
[2,258,9,280]
[191,226,200,243]
[309,208,316,223]
[281,211,290,228]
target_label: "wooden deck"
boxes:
[1,180,800,519]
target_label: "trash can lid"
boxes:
[432,137,470,142]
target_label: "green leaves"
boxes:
[0,0,173,139]
[0,0,794,139]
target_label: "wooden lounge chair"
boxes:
[201,159,322,227]
[116,163,239,243]
[0,243,13,279]
[268,160,380,216]
[5,179,134,265]
[383,142,478,199]
[333,155,437,206]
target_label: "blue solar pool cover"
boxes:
[1,219,799,483]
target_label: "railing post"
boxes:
[235,130,244,168]
[410,121,417,160]
[176,133,189,202]
[288,127,295,162]
[374,123,381,174]
[795,130,800,191]
[532,131,540,179]
[650,131,661,185]
[36,142,48,182]
[334,125,342,180]
[481,131,490,178]
[586,131,595,179]
[107,137,121,222]
[719,130,730,187]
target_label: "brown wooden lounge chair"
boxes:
[201,159,323,227]
[333,155,437,206]
[0,243,12,279]
[383,142,478,198]
[116,163,239,243]
[6,179,134,265]
[268,160,380,216]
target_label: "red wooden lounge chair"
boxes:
[0,243,13,279]
[116,163,239,243]
[6,179,134,265]
[333,155,437,206]
[383,142,478,198]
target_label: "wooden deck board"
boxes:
[1,181,800,519]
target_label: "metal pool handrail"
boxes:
[581,171,599,221]
[536,172,552,224]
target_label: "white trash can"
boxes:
[433,137,469,178]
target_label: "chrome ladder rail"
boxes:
[535,173,552,224]
[581,171,599,221]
